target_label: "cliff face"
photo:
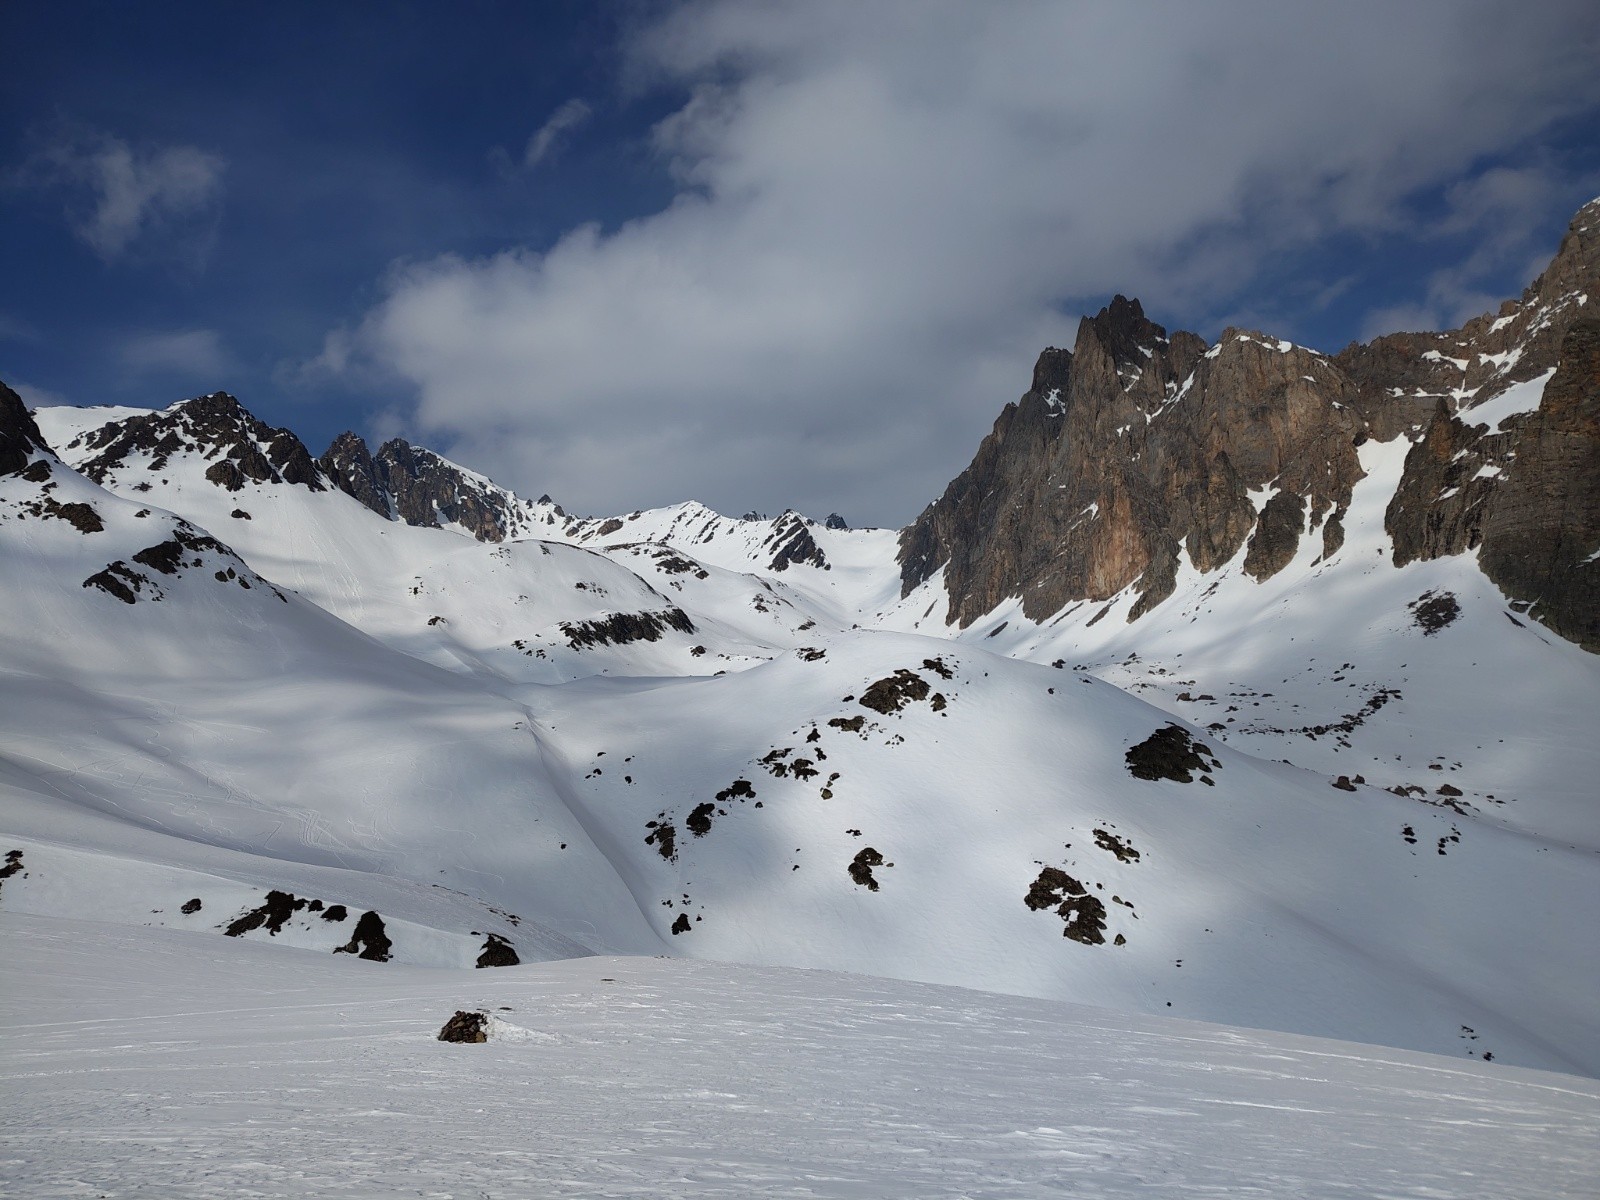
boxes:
[1476,319,1600,649]
[900,298,1361,627]
[900,197,1600,647]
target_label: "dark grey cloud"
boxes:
[315,0,1600,525]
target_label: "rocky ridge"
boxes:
[319,432,568,543]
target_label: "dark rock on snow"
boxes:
[437,1010,489,1043]
[475,933,520,968]
[1125,725,1220,784]
[336,910,393,961]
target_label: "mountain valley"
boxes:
[3,198,1598,1097]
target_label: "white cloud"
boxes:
[525,99,593,169]
[15,124,225,263]
[322,0,1600,524]
[119,329,237,380]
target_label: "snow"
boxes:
[1476,345,1525,374]
[1146,369,1196,421]
[1226,333,1297,355]
[1459,368,1553,430]
[3,914,1596,1200]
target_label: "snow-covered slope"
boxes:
[0,434,661,966]
[532,631,1598,1074]
[3,914,1596,1200]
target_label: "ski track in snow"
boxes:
[3,915,1597,1200]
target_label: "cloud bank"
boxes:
[319,0,1600,525]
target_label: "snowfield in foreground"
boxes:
[4,913,1597,1200]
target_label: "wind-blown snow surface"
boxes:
[4,914,1597,1200]
[5,388,1599,1087]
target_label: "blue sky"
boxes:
[4,1,1599,524]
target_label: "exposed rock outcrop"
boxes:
[559,607,696,649]
[1023,866,1109,945]
[437,1010,489,1043]
[335,910,393,961]
[475,933,520,968]
[1386,399,1504,567]
[1339,196,1600,420]
[81,525,281,606]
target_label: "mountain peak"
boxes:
[170,391,248,420]
[67,391,326,494]
[1079,295,1167,365]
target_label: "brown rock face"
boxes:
[1337,200,1600,421]
[901,197,1600,649]
[1243,490,1308,581]
[900,298,1363,627]
[1385,400,1504,567]
[1477,320,1600,649]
